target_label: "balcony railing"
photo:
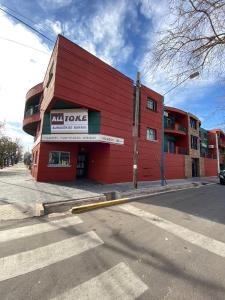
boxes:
[164,119,187,133]
[177,124,187,133]
[165,147,188,155]
[218,139,225,147]
[24,105,40,118]
[164,119,175,129]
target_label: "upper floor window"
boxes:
[147,128,157,141]
[191,135,198,150]
[46,62,54,88]
[147,98,157,112]
[190,117,197,129]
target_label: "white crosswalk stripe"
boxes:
[0,231,103,282]
[51,262,148,300]
[0,216,83,243]
[0,214,148,299]
[121,204,225,258]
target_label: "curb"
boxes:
[71,182,203,214]
[71,198,130,214]
[43,195,106,214]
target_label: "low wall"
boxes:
[204,158,217,176]
[165,153,185,179]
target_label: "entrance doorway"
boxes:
[192,158,199,177]
[76,152,88,178]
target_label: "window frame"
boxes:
[48,151,71,167]
[191,135,198,150]
[190,117,197,129]
[146,128,157,141]
[147,98,157,112]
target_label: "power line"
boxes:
[0,6,54,43]
[1,4,58,40]
[0,36,50,55]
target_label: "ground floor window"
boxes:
[48,151,70,167]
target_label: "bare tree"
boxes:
[148,0,225,80]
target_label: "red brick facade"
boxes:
[23,35,220,183]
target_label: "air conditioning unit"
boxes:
[208,145,214,149]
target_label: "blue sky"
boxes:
[0,0,224,150]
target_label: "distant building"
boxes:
[23,35,221,183]
[208,129,225,171]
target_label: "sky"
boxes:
[0,0,224,151]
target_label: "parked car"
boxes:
[219,170,225,185]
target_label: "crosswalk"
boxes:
[0,214,148,299]
[121,203,225,258]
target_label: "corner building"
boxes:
[23,35,218,183]
[23,35,163,183]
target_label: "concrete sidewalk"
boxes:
[0,163,218,221]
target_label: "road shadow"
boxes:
[136,184,225,226]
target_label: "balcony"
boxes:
[23,105,40,136]
[24,105,40,118]
[165,146,188,155]
[218,138,225,148]
[164,120,187,135]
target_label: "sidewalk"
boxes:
[0,163,218,220]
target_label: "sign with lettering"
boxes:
[50,109,88,133]
[41,134,124,145]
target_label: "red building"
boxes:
[208,129,225,172]
[23,35,163,183]
[23,35,219,183]
[164,107,218,178]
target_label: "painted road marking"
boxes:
[51,262,148,300]
[0,216,83,243]
[121,204,225,258]
[0,231,103,282]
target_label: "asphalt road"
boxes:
[0,183,225,300]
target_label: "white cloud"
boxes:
[38,0,72,10]
[51,0,134,66]
[0,12,51,150]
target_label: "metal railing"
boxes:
[24,105,40,117]
[164,147,188,155]
[177,124,187,132]
[164,118,187,133]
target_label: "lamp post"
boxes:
[161,72,199,186]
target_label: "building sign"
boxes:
[41,134,124,145]
[50,109,88,133]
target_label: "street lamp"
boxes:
[161,72,199,186]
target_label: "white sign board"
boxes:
[41,134,124,145]
[50,109,88,133]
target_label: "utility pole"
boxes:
[215,132,220,174]
[133,72,141,189]
[161,96,165,186]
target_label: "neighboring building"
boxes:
[208,129,225,171]
[163,107,218,179]
[23,35,220,183]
